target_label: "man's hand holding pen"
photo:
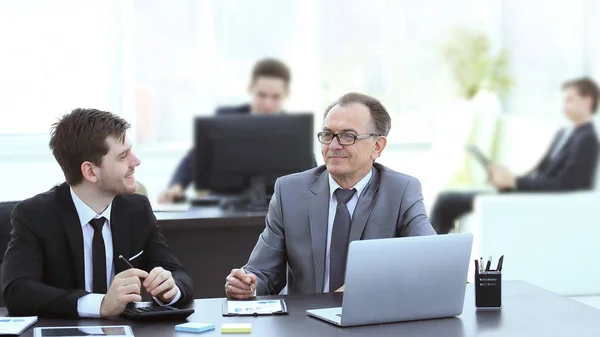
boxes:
[119,255,179,304]
[225,268,257,299]
[100,267,148,317]
[99,255,180,317]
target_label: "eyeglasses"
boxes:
[317,131,378,145]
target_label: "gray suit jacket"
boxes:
[244,162,436,296]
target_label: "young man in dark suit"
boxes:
[1,109,193,318]
[158,58,291,204]
[431,77,600,234]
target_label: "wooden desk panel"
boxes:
[155,206,266,298]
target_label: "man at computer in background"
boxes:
[430,77,600,234]
[224,92,436,299]
[2,109,193,318]
[158,58,291,204]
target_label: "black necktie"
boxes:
[89,217,107,294]
[329,188,357,291]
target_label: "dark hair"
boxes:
[251,58,291,87]
[324,92,392,137]
[49,108,130,185]
[562,77,600,113]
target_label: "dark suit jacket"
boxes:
[1,183,193,318]
[169,104,252,188]
[515,122,599,191]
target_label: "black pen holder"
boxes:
[475,271,501,310]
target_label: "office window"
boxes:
[0,0,125,135]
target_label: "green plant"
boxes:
[444,27,513,100]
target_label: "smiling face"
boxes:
[321,103,386,186]
[91,135,141,196]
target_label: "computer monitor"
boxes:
[194,113,315,210]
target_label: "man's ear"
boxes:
[80,161,99,184]
[282,86,290,99]
[585,96,594,113]
[372,136,387,160]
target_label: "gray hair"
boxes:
[323,92,391,136]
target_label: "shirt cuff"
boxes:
[153,285,182,306]
[77,294,105,318]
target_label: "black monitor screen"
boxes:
[194,113,314,197]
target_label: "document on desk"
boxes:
[0,316,37,335]
[151,203,191,212]
[222,299,288,316]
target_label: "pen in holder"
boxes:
[474,256,503,310]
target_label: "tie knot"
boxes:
[89,217,106,232]
[335,188,356,204]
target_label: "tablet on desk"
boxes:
[466,144,491,168]
[34,325,134,337]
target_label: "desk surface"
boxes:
[154,206,266,229]
[3,281,600,336]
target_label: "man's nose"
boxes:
[329,136,343,150]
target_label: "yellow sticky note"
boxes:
[221,323,252,333]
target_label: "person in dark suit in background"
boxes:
[431,77,600,234]
[158,58,292,204]
[2,108,193,318]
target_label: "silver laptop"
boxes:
[306,233,473,327]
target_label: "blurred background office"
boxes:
[2,0,600,303]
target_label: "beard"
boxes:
[97,175,137,196]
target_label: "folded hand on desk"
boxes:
[225,269,257,299]
[144,267,178,303]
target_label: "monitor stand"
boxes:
[219,176,269,212]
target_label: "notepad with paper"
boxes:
[222,299,288,316]
[0,316,37,335]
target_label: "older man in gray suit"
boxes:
[225,92,436,298]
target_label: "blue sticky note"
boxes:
[175,322,215,333]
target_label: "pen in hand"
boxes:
[241,268,254,292]
[119,255,134,269]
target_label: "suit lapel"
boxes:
[110,196,131,274]
[349,167,380,243]
[544,129,578,172]
[56,183,85,289]
[309,171,330,293]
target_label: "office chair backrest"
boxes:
[0,201,19,306]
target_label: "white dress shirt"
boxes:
[323,168,373,292]
[70,188,181,318]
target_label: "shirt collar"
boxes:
[70,187,112,228]
[328,168,373,200]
